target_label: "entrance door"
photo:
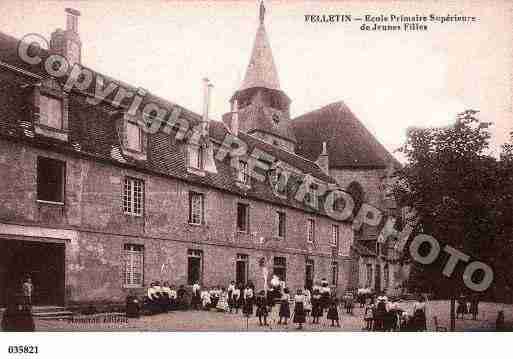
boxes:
[235,254,248,286]
[0,239,65,307]
[305,259,314,291]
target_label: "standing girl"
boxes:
[293,289,306,330]
[311,289,323,324]
[326,294,341,327]
[278,288,291,325]
[255,290,269,326]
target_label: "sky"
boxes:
[1,0,511,160]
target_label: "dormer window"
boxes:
[126,121,142,152]
[188,145,204,170]
[237,160,250,185]
[39,94,63,130]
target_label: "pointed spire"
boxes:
[240,1,280,91]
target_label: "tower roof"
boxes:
[240,3,280,91]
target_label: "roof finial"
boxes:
[259,1,265,24]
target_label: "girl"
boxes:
[364,299,374,331]
[278,288,291,325]
[293,288,306,330]
[232,284,242,314]
[303,287,312,318]
[227,281,236,313]
[191,282,201,310]
[326,294,341,327]
[412,295,427,331]
[311,289,323,324]
[216,288,229,312]
[242,285,254,317]
[255,290,269,326]
[201,287,211,310]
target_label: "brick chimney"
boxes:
[50,8,82,65]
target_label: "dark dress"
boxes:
[311,295,323,318]
[279,295,291,318]
[327,298,339,320]
[255,296,268,317]
[242,294,254,317]
[293,295,306,324]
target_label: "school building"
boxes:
[0,5,401,308]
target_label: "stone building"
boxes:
[0,4,400,308]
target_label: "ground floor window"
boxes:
[383,264,389,288]
[235,254,249,285]
[273,257,287,281]
[123,244,144,287]
[366,263,373,288]
[187,249,203,285]
[331,261,339,286]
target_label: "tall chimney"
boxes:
[65,8,81,33]
[316,141,330,174]
[51,8,82,65]
[231,99,239,136]
[202,78,212,136]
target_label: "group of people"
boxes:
[363,294,428,331]
[456,294,480,320]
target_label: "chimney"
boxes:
[202,78,213,136]
[65,8,81,33]
[231,99,239,136]
[316,141,330,174]
[50,8,82,65]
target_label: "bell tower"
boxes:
[223,1,296,151]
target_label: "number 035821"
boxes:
[7,345,39,354]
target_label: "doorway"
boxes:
[0,239,65,307]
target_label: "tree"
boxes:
[394,111,512,328]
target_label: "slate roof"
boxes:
[0,31,340,219]
[240,23,280,92]
[292,101,401,169]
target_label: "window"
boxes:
[235,254,249,286]
[307,218,315,243]
[37,157,65,203]
[123,177,144,216]
[126,121,142,152]
[273,257,287,281]
[39,95,63,129]
[236,203,249,232]
[189,192,204,225]
[188,145,204,170]
[237,161,250,184]
[187,249,203,285]
[366,263,373,288]
[331,224,339,247]
[272,113,280,124]
[305,259,314,290]
[277,211,286,238]
[383,264,389,288]
[123,244,144,287]
[331,261,339,286]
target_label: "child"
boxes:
[232,285,241,314]
[242,285,254,317]
[293,288,306,330]
[227,281,236,313]
[191,282,201,310]
[327,294,341,327]
[201,287,211,310]
[364,300,374,331]
[216,288,229,312]
[311,289,323,324]
[303,286,312,318]
[278,288,291,325]
[255,290,269,326]
[22,276,33,307]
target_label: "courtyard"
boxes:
[31,300,512,332]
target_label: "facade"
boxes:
[0,5,400,308]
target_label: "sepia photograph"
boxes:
[0,0,512,351]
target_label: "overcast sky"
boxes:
[1,0,511,160]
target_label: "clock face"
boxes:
[67,41,80,64]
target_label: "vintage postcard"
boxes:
[0,0,512,352]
